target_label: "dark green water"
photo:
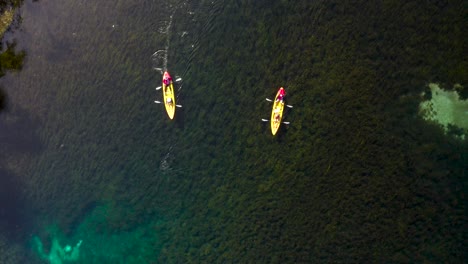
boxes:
[0,0,466,263]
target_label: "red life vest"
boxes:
[279,88,286,96]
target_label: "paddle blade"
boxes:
[265,98,273,102]
[282,121,290,125]
[176,105,182,108]
[286,105,293,108]
[261,119,269,122]
[154,100,161,104]
[156,86,162,90]
[175,78,182,82]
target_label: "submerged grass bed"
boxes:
[0,0,466,262]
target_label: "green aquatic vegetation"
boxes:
[156,0,467,262]
[0,41,25,77]
[1,0,465,262]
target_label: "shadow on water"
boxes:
[0,87,5,113]
[0,97,44,263]
[0,105,44,240]
[0,168,29,241]
[0,2,42,259]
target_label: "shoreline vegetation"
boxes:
[0,3,25,79]
[0,0,23,38]
[0,7,13,37]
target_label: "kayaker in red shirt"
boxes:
[163,72,172,86]
[277,87,286,102]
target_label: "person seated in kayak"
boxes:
[276,87,286,103]
[163,76,172,86]
[276,88,286,103]
[274,113,281,122]
[166,97,173,106]
[274,108,281,122]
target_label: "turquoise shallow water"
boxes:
[0,0,466,263]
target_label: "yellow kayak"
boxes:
[270,87,286,135]
[162,71,176,119]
